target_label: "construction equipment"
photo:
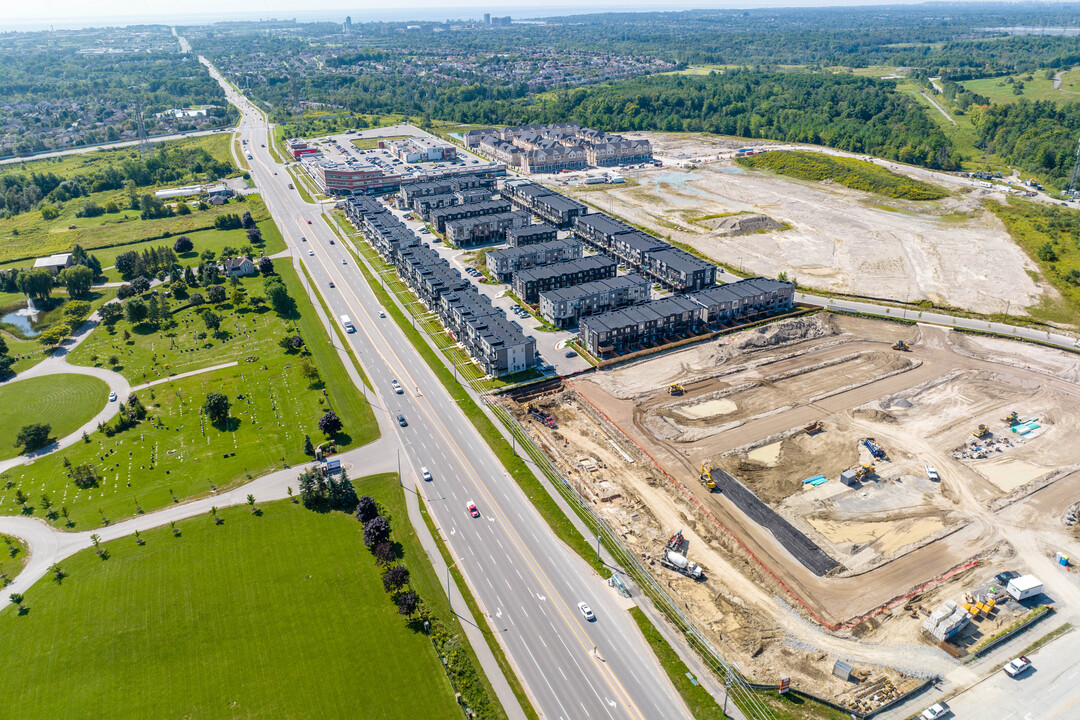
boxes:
[527,404,556,428]
[973,424,991,438]
[804,420,823,435]
[1004,411,1020,426]
[863,437,887,460]
[660,549,704,579]
[700,463,716,491]
[855,464,875,481]
[667,383,685,395]
[891,340,910,351]
[666,529,688,554]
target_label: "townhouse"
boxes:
[429,199,512,234]
[512,255,617,304]
[539,274,651,328]
[486,239,583,282]
[507,223,559,246]
[502,180,588,228]
[445,210,530,247]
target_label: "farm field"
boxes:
[0,375,110,461]
[0,490,463,720]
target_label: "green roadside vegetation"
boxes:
[629,608,728,720]
[0,375,110,461]
[350,135,411,150]
[735,151,947,200]
[286,166,316,204]
[1018,622,1073,658]
[233,139,250,170]
[986,198,1080,325]
[323,212,609,578]
[973,605,1053,654]
[1,262,377,529]
[0,492,465,720]
[0,533,29,586]
[266,125,289,165]
[299,262,373,391]
[419,495,540,720]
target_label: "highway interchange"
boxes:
[204,57,694,720]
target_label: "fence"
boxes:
[486,400,779,720]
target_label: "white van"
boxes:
[340,315,356,333]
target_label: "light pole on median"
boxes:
[447,559,459,613]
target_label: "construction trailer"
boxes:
[1006,575,1043,602]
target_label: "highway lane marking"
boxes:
[241,107,650,720]
[520,641,570,720]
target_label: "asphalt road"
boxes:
[202,56,691,720]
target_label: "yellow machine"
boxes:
[973,424,990,438]
[891,340,910,351]
[700,463,716,491]
[668,383,685,395]
[1004,411,1019,426]
[855,464,875,481]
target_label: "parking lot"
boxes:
[306,128,496,181]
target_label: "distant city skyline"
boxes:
[0,0,1044,32]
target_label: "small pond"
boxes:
[1,301,43,337]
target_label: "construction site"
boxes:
[499,312,1080,712]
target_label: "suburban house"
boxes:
[32,252,74,274]
[222,256,257,277]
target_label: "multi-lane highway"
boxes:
[200,55,692,720]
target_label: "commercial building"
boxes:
[386,136,457,163]
[578,277,796,356]
[286,138,320,159]
[308,160,403,196]
[446,210,530,247]
[502,180,588,228]
[539,274,651,328]
[486,239,583,282]
[507,223,558,246]
[512,255,617,304]
[429,199,511,233]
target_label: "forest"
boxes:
[974,101,1080,186]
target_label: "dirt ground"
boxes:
[502,312,1080,706]
[560,135,1046,316]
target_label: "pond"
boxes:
[1,301,43,338]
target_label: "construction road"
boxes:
[199,52,693,720]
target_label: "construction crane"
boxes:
[700,463,716,491]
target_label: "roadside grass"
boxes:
[286,166,316,204]
[234,139,250,170]
[986,197,1080,324]
[0,375,110,461]
[324,212,609,578]
[0,194,277,265]
[0,495,463,720]
[419,494,540,720]
[736,150,947,200]
[629,608,727,720]
[298,262,373,391]
[0,533,29,584]
[4,265,376,529]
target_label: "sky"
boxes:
[0,0,1039,31]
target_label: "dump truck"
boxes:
[892,340,910,351]
[527,405,556,428]
[863,437,887,459]
[667,383,685,395]
[660,550,703,579]
[973,424,991,438]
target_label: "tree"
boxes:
[394,590,420,617]
[382,564,410,593]
[373,541,395,565]
[63,300,92,323]
[114,251,139,279]
[173,236,194,253]
[37,323,71,348]
[15,423,51,452]
[318,410,342,438]
[247,227,263,245]
[188,292,205,307]
[99,303,123,325]
[247,494,257,513]
[299,358,320,385]
[356,495,378,523]
[241,211,256,230]
[230,289,245,307]
[363,515,391,547]
[265,281,292,315]
[202,391,230,425]
[9,592,26,613]
[201,309,222,333]
[258,256,274,275]
[131,276,151,294]
[59,265,94,297]
[123,297,148,325]
[303,434,315,456]
[116,284,135,300]
[16,268,52,301]
[207,285,227,304]
[171,279,189,300]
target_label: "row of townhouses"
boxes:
[429,199,512,234]
[398,174,495,209]
[463,123,652,172]
[512,255,617,304]
[538,274,652,328]
[507,223,559,246]
[578,277,796,356]
[486,239,584,282]
[344,197,536,376]
[501,179,588,229]
[446,210,531,247]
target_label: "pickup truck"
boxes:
[1003,656,1032,677]
[920,702,950,720]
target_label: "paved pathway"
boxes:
[130,361,238,392]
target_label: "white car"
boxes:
[378,310,386,318]
[308,250,314,256]
[925,464,940,482]
[1003,656,1032,677]
[420,467,432,482]
[578,602,595,621]
[341,258,347,265]
[920,703,950,720]
[391,380,403,395]
[108,391,117,402]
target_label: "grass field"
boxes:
[0,533,29,585]
[0,374,110,460]
[961,68,1080,105]
[0,487,464,720]
[1,287,118,375]
[350,135,411,150]
[3,263,377,528]
[0,193,277,265]
[736,150,948,200]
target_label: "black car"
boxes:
[328,281,335,288]
[397,413,407,427]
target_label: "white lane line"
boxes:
[520,641,570,720]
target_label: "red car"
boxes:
[307,220,312,224]
[467,501,480,518]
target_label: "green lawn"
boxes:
[0,492,463,720]
[0,533,28,586]
[961,69,1080,105]
[4,264,377,528]
[350,135,411,150]
[0,374,110,460]
[736,150,947,200]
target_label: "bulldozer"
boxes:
[1004,411,1020,426]
[668,383,685,396]
[700,463,716,491]
[855,463,876,481]
[891,340,910,351]
[972,424,991,438]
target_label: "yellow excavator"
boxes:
[700,463,716,491]
[668,383,685,395]
[973,424,991,438]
